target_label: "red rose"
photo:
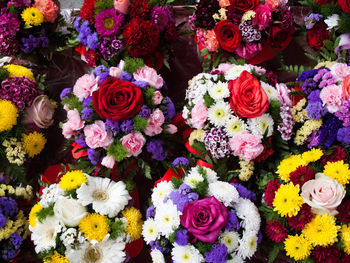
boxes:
[214,20,241,52]
[123,18,160,57]
[92,78,143,121]
[269,25,291,47]
[230,0,259,11]
[307,22,330,50]
[228,70,269,118]
[338,0,350,12]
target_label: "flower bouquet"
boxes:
[262,147,350,262]
[0,64,55,182]
[191,0,294,68]
[29,169,143,263]
[182,63,287,181]
[60,59,178,179]
[143,163,261,263]
[73,0,178,69]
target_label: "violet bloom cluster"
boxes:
[74,17,98,50]
[1,232,22,261]
[304,13,323,29]
[169,184,199,212]
[146,139,168,161]
[21,30,49,54]
[0,9,20,55]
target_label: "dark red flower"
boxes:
[339,0,350,13]
[343,254,350,263]
[316,0,332,4]
[265,221,288,242]
[287,204,313,230]
[336,200,350,223]
[129,0,151,19]
[266,71,277,86]
[255,138,274,162]
[289,166,315,187]
[84,49,99,67]
[230,0,259,12]
[307,22,330,50]
[165,23,178,43]
[264,179,280,207]
[321,145,347,165]
[313,245,341,263]
[80,0,96,24]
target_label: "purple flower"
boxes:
[99,37,123,60]
[231,183,256,202]
[7,0,31,8]
[0,33,18,55]
[258,230,263,244]
[60,88,71,100]
[81,107,93,119]
[95,9,124,37]
[319,114,342,147]
[146,205,155,219]
[175,229,188,246]
[0,213,6,228]
[239,21,261,43]
[306,102,327,120]
[307,130,320,149]
[105,119,120,136]
[20,30,49,54]
[150,241,170,254]
[308,90,321,103]
[87,32,99,50]
[146,139,168,161]
[165,98,176,120]
[133,80,149,89]
[77,20,92,46]
[172,157,189,167]
[92,65,109,84]
[0,9,20,35]
[304,13,323,29]
[151,7,169,31]
[0,197,18,217]
[83,97,92,107]
[205,244,228,263]
[10,232,22,249]
[337,127,350,144]
[335,98,350,126]
[74,134,87,147]
[204,127,230,159]
[225,211,240,231]
[87,148,102,165]
[297,69,319,82]
[139,105,151,118]
[121,120,134,133]
[120,72,132,81]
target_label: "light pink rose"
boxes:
[153,91,163,105]
[191,100,208,129]
[73,74,97,101]
[62,109,85,139]
[120,132,146,157]
[101,155,116,168]
[330,63,350,82]
[217,63,234,74]
[84,120,113,149]
[166,124,178,134]
[23,95,55,128]
[33,0,59,23]
[252,5,272,30]
[144,109,165,136]
[133,66,163,89]
[228,131,264,161]
[109,67,123,78]
[276,83,292,106]
[196,29,207,47]
[114,0,130,14]
[320,84,343,113]
[301,173,345,216]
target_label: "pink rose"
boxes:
[301,173,345,216]
[144,109,165,136]
[109,67,123,78]
[320,84,343,113]
[33,0,59,23]
[166,124,178,134]
[191,100,208,129]
[62,109,85,139]
[23,95,55,128]
[120,132,146,157]
[133,66,163,90]
[217,63,234,74]
[153,91,163,105]
[229,131,264,161]
[114,0,130,14]
[252,5,272,30]
[73,74,97,101]
[84,120,113,149]
[235,42,262,60]
[101,155,116,168]
[330,63,350,82]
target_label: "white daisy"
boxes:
[171,244,204,263]
[225,65,251,80]
[208,181,239,206]
[39,183,65,208]
[225,117,248,137]
[207,101,231,127]
[261,82,278,101]
[142,218,159,244]
[234,198,261,233]
[151,181,174,208]
[76,175,131,218]
[151,249,165,263]
[325,14,339,30]
[154,201,181,238]
[227,254,244,263]
[208,81,230,100]
[219,230,240,253]
[184,170,204,188]
[237,231,258,259]
[247,113,274,137]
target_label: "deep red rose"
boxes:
[123,18,160,57]
[129,0,151,18]
[230,0,259,11]
[316,0,332,4]
[92,78,143,121]
[339,0,350,12]
[214,20,241,52]
[307,22,330,50]
[269,25,291,47]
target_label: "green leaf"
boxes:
[203,92,215,108]
[268,243,283,263]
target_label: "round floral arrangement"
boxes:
[60,59,177,178]
[0,64,55,181]
[182,63,286,181]
[143,163,261,263]
[191,0,294,67]
[263,147,350,262]
[73,0,178,68]
[29,170,143,263]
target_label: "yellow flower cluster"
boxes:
[284,234,312,261]
[323,160,350,185]
[21,7,44,26]
[292,98,307,123]
[3,138,26,165]
[22,131,46,158]
[238,158,254,181]
[29,202,42,228]
[0,184,32,200]
[44,251,69,263]
[59,170,87,191]
[315,61,336,69]
[122,207,143,241]
[294,119,323,146]
[242,10,256,23]
[79,213,110,242]
[0,211,28,241]
[212,8,227,21]
[189,129,205,146]
[3,65,35,80]
[0,99,18,133]
[341,224,350,254]
[273,183,304,217]
[301,148,323,164]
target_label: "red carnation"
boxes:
[255,138,274,162]
[307,22,330,50]
[321,145,347,165]
[287,204,313,230]
[289,166,315,187]
[80,0,96,24]
[265,221,288,242]
[129,0,151,19]
[313,245,341,263]
[264,179,280,207]
[336,200,350,223]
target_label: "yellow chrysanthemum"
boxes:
[21,7,44,26]
[323,161,350,185]
[277,155,305,182]
[341,224,350,254]
[44,251,69,263]
[59,170,87,191]
[22,131,46,158]
[3,64,34,80]
[79,213,110,242]
[122,207,143,241]
[29,202,42,227]
[302,214,339,247]
[301,148,323,164]
[273,183,304,217]
[0,100,18,132]
[284,234,312,261]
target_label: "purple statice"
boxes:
[172,157,189,167]
[133,80,149,89]
[306,102,327,120]
[146,205,155,219]
[150,240,170,254]
[92,65,109,84]
[1,246,17,261]
[304,13,323,29]
[313,68,336,88]
[337,127,350,144]
[95,9,124,37]
[225,211,240,231]
[139,105,151,118]
[231,183,256,202]
[146,139,168,161]
[81,107,93,119]
[205,244,228,263]
[335,98,350,126]
[239,21,261,43]
[77,20,92,46]
[87,32,99,50]
[297,69,320,82]
[0,213,6,228]
[165,97,176,120]
[83,96,92,107]
[121,120,134,133]
[204,127,230,159]
[73,16,82,31]
[105,119,120,136]
[60,88,71,100]
[151,7,169,31]
[307,130,320,148]
[87,148,102,165]
[21,30,49,54]
[0,197,17,217]
[175,229,188,246]
[74,134,87,147]
[301,78,318,95]
[99,37,123,60]
[318,114,343,147]
[308,90,321,103]
[10,232,22,250]
[257,231,263,244]
[120,71,132,81]
[278,103,294,140]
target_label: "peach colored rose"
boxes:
[342,75,350,99]
[219,0,231,7]
[120,132,146,156]
[114,0,130,14]
[144,109,165,136]
[33,0,59,23]
[84,120,113,149]
[191,100,208,129]
[23,95,55,128]
[62,109,85,139]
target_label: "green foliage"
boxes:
[138,159,152,179]
[95,0,114,15]
[194,240,212,255]
[133,115,148,132]
[259,203,281,222]
[269,99,281,122]
[123,57,145,75]
[169,230,177,244]
[107,142,128,162]
[0,68,9,82]
[203,92,215,108]
[37,203,55,223]
[257,171,276,191]
[320,2,341,17]
[280,64,312,77]
[190,141,207,154]
[35,74,47,91]
[144,88,156,107]
[171,176,183,189]
[268,243,284,263]
[299,0,320,12]
[194,180,209,196]
[38,248,55,259]
[125,178,136,192]
[109,219,126,240]
[339,13,350,34]
[4,165,25,184]
[61,96,84,112]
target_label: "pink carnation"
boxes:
[73,74,97,101]
[144,109,165,136]
[33,0,59,23]
[235,42,262,60]
[191,100,208,129]
[276,83,292,106]
[252,5,272,31]
[101,155,116,168]
[320,84,343,113]
[61,109,85,139]
[229,131,264,161]
[166,124,178,134]
[205,30,219,52]
[217,63,234,74]
[109,67,123,78]
[84,120,113,149]
[153,91,163,105]
[133,66,163,90]
[196,29,206,47]
[330,63,350,82]
[120,132,146,157]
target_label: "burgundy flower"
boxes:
[287,204,313,230]
[264,179,280,207]
[336,200,350,223]
[321,145,346,165]
[265,221,288,242]
[312,245,341,263]
[129,0,151,19]
[289,166,315,187]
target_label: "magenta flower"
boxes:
[95,9,124,37]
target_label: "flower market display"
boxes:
[262,147,350,262]
[191,0,294,67]
[73,0,178,68]
[0,64,55,182]
[29,170,143,263]
[143,163,261,263]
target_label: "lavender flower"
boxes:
[105,119,120,136]
[92,65,109,83]
[83,97,92,107]
[0,213,6,228]
[297,69,319,82]
[99,37,123,60]
[74,134,87,147]
[172,157,189,167]
[0,197,18,217]
[335,98,350,126]
[120,72,132,81]
[204,127,230,159]
[318,114,342,147]
[87,32,99,50]
[306,102,327,120]
[169,184,198,212]
[307,130,320,148]
[121,120,134,133]
[313,69,336,88]
[60,88,71,100]
[81,107,94,119]
[175,229,188,246]
[87,148,102,165]
[139,105,151,118]
[225,211,240,231]
[304,13,323,29]
[150,240,170,254]
[21,30,49,54]
[146,139,168,161]
[165,98,176,120]
[337,127,350,144]
[205,244,228,263]
[146,205,155,219]
[133,80,149,89]
[231,183,256,202]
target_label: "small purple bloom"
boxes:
[120,72,132,81]
[175,229,188,246]
[146,205,155,219]
[0,213,6,228]
[87,148,102,165]
[133,80,149,88]
[87,32,99,50]
[151,7,169,31]
[139,105,151,118]
[231,183,256,202]
[0,197,18,217]
[225,211,240,231]
[147,139,168,161]
[337,127,350,144]
[60,88,71,100]
[81,107,94,119]
[172,157,189,167]
[121,120,134,133]
[83,96,93,107]
[205,244,228,263]
[105,119,120,136]
[74,134,87,147]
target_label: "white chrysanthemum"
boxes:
[325,14,339,30]
[76,175,131,218]
[171,244,204,263]
[220,230,240,253]
[225,65,251,80]
[60,228,86,249]
[234,198,260,233]
[30,216,63,253]
[186,73,214,105]
[198,166,218,183]
[39,183,65,208]
[237,231,258,259]
[151,181,174,208]
[154,201,181,238]
[261,82,278,101]
[208,181,239,206]
[247,113,274,137]
[66,239,126,263]
[226,117,248,137]
[151,249,165,263]
[227,254,244,263]
[184,170,204,188]
[208,101,231,127]
[208,81,230,100]
[142,219,159,244]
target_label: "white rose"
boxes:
[54,197,88,227]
